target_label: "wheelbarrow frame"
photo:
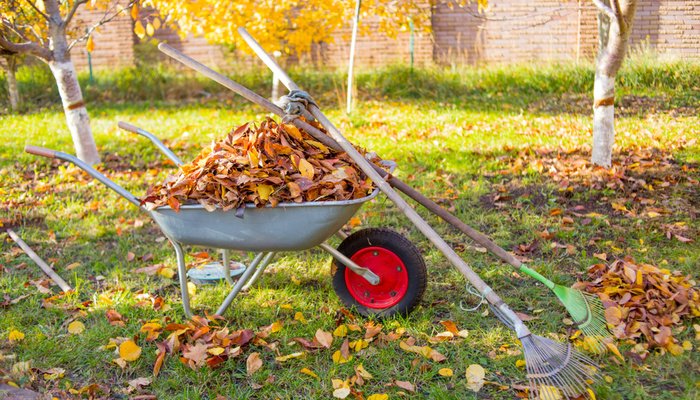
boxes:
[24,142,395,318]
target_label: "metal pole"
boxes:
[409,16,414,70]
[346,0,362,115]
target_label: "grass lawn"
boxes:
[0,58,699,399]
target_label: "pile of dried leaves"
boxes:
[140,118,379,212]
[576,256,699,357]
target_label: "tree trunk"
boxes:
[591,0,638,168]
[45,0,101,165]
[2,55,20,111]
[48,60,100,165]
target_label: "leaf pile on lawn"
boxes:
[576,255,699,359]
[140,118,382,212]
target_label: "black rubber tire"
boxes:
[331,228,427,318]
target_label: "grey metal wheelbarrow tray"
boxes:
[24,144,394,317]
[150,191,379,253]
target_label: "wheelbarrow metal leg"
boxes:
[242,252,275,291]
[171,240,193,318]
[222,249,234,286]
[318,243,380,285]
[215,252,276,316]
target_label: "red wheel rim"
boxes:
[344,246,409,309]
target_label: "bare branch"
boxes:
[0,35,51,60]
[592,0,616,21]
[66,0,136,52]
[22,0,50,21]
[63,0,88,27]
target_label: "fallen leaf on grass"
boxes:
[8,330,24,342]
[438,368,453,376]
[466,364,485,392]
[120,340,142,361]
[515,312,538,321]
[68,321,85,335]
[275,352,305,362]
[314,329,333,349]
[366,395,388,400]
[294,312,306,324]
[395,380,415,392]
[334,325,348,337]
[300,367,318,379]
[126,377,152,393]
[538,385,561,400]
[65,262,81,270]
[246,352,262,375]
[106,310,125,326]
[332,379,351,399]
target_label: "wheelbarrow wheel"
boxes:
[331,228,427,318]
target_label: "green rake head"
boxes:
[552,285,610,354]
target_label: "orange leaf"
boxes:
[246,352,262,375]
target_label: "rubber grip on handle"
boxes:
[118,121,139,133]
[25,145,56,159]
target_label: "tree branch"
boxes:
[610,0,628,32]
[66,0,136,52]
[592,0,616,21]
[22,0,50,21]
[0,36,51,60]
[63,0,88,27]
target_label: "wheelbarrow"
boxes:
[23,142,427,319]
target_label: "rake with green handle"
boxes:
[233,27,610,355]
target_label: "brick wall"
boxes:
[67,0,700,73]
[70,6,134,70]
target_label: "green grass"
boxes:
[0,57,699,399]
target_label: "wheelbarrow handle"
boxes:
[118,121,184,166]
[24,145,142,207]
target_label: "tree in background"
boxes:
[144,0,432,56]
[0,49,20,111]
[591,0,637,168]
[0,0,137,165]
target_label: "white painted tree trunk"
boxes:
[48,60,100,165]
[591,72,615,167]
[3,56,20,111]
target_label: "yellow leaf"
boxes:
[466,364,485,392]
[134,20,146,39]
[153,18,161,30]
[8,330,25,342]
[131,3,139,20]
[605,342,624,361]
[270,321,282,333]
[332,350,352,364]
[438,368,453,377]
[515,359,527,369]
[604,375,613,383]
[682,341,693,351]
[333,325,348,337]
[366,395,388,400]
[355,364,373,379]
[538,386,561,400]
[158,267,175,278]
[119,340,142,361]
[275,352,305,362]
[86,36,95,54]
[146,23,155,36]
[187,282,196,297]
[294,312,306,324]
[68,321,85,335]
[283,124,303,141]
[257,184,274,201]
[300,367,318,379]
[587,388,597,400]
[352,339,369,352]
[562,318,574,326]
[208,347,225,356]
[668,343,684,356]
[280,304,293,309]
[65,262,81,270]
[298,158,314,180]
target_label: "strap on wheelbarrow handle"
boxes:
[23,145,142,207]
